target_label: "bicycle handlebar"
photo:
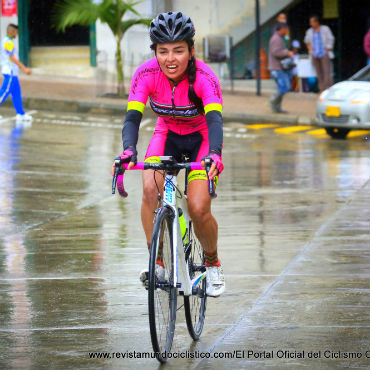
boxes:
[121,162,203,171]
[112,156,217,198]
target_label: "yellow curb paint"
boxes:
[306,129,327,136]
[245,123,280,130]
[274,126,313,134]
[347,130,370,138]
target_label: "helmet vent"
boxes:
[159,14,165,21]
[159,24,169,36]
[176,12,182,19]
[174,23,182,35]
[180,27,190,37]
[168,18,173,30]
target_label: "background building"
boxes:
[4,0,370,85]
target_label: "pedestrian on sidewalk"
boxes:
[0,24,32,121]
[364,27,370,65]
[268,22,294,113]
[304,15,335,92]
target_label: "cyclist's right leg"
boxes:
[139,123,168,283]
[141,121,169,243]
[139,169,164,284]
[141,169,164,243]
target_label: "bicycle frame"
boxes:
[112,157,212,296]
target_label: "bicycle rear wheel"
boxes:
[184,220,207,340]
[148,206,177,362]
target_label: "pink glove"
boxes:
[120,147,137,163]
[210,153,224,174]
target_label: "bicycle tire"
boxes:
[184,220,207,340]
[148,206,177,362]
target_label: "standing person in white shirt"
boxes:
[304,15,335,92]
[0,24,32,121]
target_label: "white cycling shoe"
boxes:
[206,265,225,297]
[139,264,165,285]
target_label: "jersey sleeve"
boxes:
[194,61,223,115]
[4,39,15,55]
[127,60,156,114]
[194,61,224,156]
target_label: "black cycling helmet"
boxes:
[150,11,195,43]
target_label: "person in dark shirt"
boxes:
[268,22,294,113]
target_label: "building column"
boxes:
[18,0,30,66]
[90,24,97,67]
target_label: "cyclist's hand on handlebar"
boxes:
[121,147,137,166]
[201,152,224,180]
[111,147,138,175]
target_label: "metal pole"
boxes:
[230,37,234,94]
[255,0,261,96]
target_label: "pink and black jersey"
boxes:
[127,58,223,136]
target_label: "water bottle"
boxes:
[178,208,189,245]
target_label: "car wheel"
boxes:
[325,127,350,139]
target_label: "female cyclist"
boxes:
[119,11,225,297]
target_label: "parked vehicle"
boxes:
[316,65,370,139]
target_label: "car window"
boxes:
[349,65,370,82]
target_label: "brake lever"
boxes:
[112,156,122,194]
[204,157,217,199]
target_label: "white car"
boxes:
[316,65,370,139]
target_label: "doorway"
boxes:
[28,0,89,46]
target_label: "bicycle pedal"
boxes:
[142,279,149,289]
[139,270,149,288]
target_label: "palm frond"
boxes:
[121,1,142,17]
[52,0,100,32]
[121,18,151,35]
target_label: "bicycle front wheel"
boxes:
[148,206,177,362]
[184,220,207,340]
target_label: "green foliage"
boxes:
[52,0,100,32]
[53,0,151,37]
[52,0,151,96]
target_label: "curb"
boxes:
[222,112,317,125]
[3,95,318,127]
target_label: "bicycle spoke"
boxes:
[184,221,207,340]
[154,225,172,349]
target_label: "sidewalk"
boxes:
[11,74,317,125]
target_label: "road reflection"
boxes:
[0,113,368,369]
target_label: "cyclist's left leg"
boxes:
[187,179,225,297]
[186,126,225,296]
[187,124,219,258]
[187,179,217,256]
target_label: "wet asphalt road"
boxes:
[0,110,369,370]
